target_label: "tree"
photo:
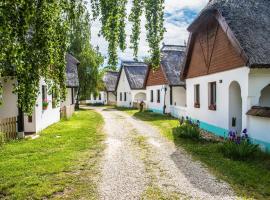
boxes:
[68,1,104,100]
[0,0,80,114]
[90,0,165,69]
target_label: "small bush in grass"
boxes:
[0,132,6,146]
[219,129,259,160]
[175,117,201,139]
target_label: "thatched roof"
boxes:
[103,71,119,92]
[187,0,270,68]
[66,53,79,87]
[161,45,186,86]
[116,61,148,90]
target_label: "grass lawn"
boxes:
[118,107,270,199]
[0,109,104,200]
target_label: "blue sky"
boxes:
[89,0,208,66]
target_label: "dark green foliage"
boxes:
[174,121,201,140]
[219,140,259,160]
[0,1,84,114]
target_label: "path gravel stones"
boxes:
[95,107,237,200]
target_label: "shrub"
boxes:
[219,129,259,160]
[0,132,6,146]
[175,117,201,139]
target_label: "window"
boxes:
[120,92,122,101]
[124,92,127,101]
[99,93,101,100]
[150,90,154,102]
[157,89,160,103]
[194,84,200,108]
[42,85,48,110]
[28,116,32,123]
[94,95,96,100]
[209,82,217,110]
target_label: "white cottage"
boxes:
[145,45,186,116]
[181,0,270,151]
[61,53,80,118]
[116,62,148,108]
[0,77,61,135]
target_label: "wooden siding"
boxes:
[146,66,168,86]
[186,19,245,78]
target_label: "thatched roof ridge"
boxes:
[103,71,119,92]
[66,53,79,87]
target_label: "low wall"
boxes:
[170,106,187,119]
[61,105,75,119]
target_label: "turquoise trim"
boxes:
[250,138,270,153]
[191,118,228,138]
[148,108,164,114]
[191,118,270,153]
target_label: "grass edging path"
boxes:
[117,107,270,199]
[0,109,105,200]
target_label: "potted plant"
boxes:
[42,99,49,110]
[209,104,216,110]
[194,102,200,108]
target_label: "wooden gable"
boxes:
[186,18,245,78]
[146,66,168,86]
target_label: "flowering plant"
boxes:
[220,128,259,160]
[42,99,49,110]
[209,104,216,110]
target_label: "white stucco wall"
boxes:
[0,78,18,118]
[247,69,270,148]
[186,67,250,135]
[117,69,132,107]
[61,88,73,107]
[24,79,60,133]
[146,85,169,113]
[172,86,186,107]
[86,92,106,104]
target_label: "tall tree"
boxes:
[68,1,104,100]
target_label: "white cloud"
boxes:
[89,0,208,66]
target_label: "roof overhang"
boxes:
[181,9,249,80]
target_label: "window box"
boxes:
[42,100,49,110]
[209,104,216,111]
[194,102,200,108]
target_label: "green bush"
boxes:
[174,121,201,140]
[219,140,259,160]
[0,132,6,146]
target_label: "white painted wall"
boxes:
[117,69,132,107]
[172,86,186,107]
[62,88,73,107]
[229,81,242,133]
[146,85,186,114]
[259,85,270,107]
[0,78,18,118]
[24,79,60,133]
[247,69,270,147]
[86,92,106,104]
[186,67,250,132]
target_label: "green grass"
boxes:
[0,110,104,200]
[118,108,270,199]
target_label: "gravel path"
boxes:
[95,107,237,200]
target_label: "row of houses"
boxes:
[0,53,80,137]
[93,0,270,152]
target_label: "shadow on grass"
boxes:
[170,126,270,199]
[133,111,176,122]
